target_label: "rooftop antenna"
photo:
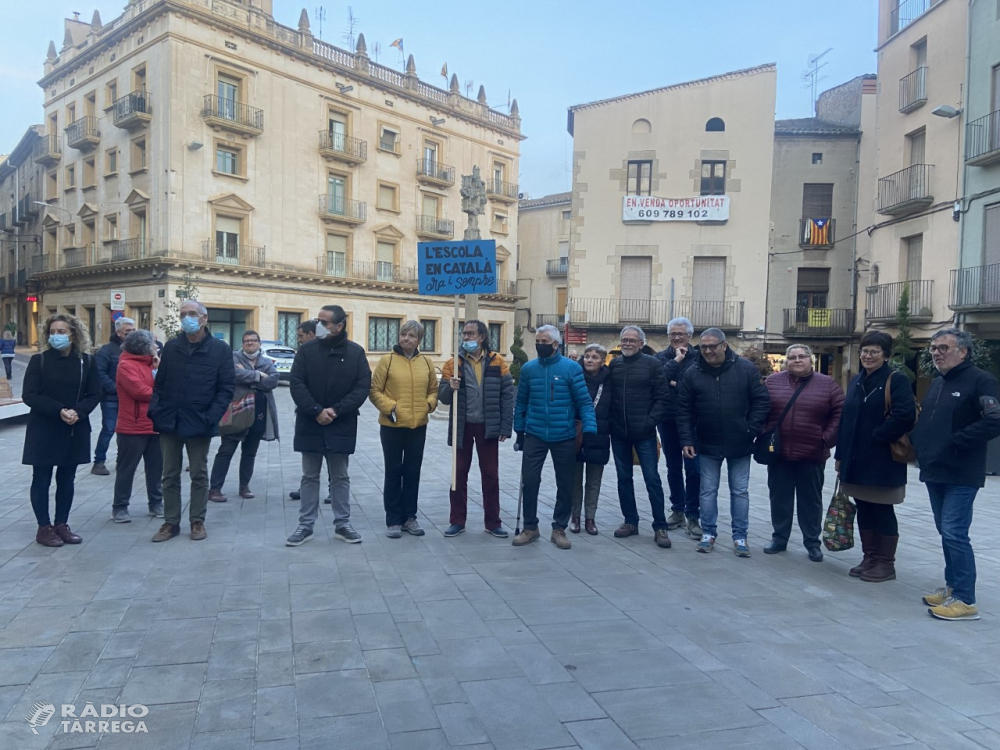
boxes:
[802,48,832,114]
[371,41,381,64]
[464,79,473,98]
[342,7,358,52]
[313,6,326,40]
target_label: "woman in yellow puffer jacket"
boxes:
[369,320,439,538]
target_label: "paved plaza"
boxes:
[0,360,999,749]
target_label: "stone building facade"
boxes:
[515,192,571,333]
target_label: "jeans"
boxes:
[2,356,12,380]
[299,452,351,530]
[449,422,502,530]
[381,425,427,527]
[766,459,824,549]
[520,435,577,531]
[926,482,978,605]
[209,435,263,492]
[30,465,76,526]
[658,419,700,517]
[611,435,667,530]
[160,433,211,526]
[698,454,751,541]
[572,462,604,519]
[113,433,163,509]
[94,399,119,463]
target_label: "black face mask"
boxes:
[535,343,555,359]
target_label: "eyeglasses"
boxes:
[860,348,883,357]
[461,331,480,339]
[620,338,640,345]
[180,311,201,319]
[669,332,689,339]
[701,342,723,352]
[929,344,953,353]
[786,355,810,361]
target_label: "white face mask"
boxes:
[314,321,329,339]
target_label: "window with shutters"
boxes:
[801,184,834,218]
[905,234,923,280]
[326,233,348,276]
[368,317,401,352]
[908,129,926,166]
[215,215,241,263]
[692,257,726,327]
[419,319,437,352]
[626,160,652,196]
[796,268,830,317]
[984,203,1000,268]
[376,240,396,281]
[619,256,652,322]
[377,182,399,212]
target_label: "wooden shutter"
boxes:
[906,235,923,280]
[801,184,834,218]
[796,267,830,293]
[909,131,926,165]
[619,256,652,322]
[556,288,567,316]
[985,204,1000,267]
[692,257,726,327]
[377,241,395,264]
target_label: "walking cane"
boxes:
[514,476,524,537]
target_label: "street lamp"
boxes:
[32,201,72,220]
[931,105,962,118]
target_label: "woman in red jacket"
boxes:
[112,330,163,522]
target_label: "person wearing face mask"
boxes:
[21,314,101,547]
[208,331,280,503]
[91,316,136,476]
[571,343,612,535]
[510,326,597,549]
[148,300,236,542]
[286,305,371,546]
[439,319,514,538]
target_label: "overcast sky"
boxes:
[1,0,878,198]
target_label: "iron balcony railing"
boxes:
[570,298,744,330]
[866,280,934,321]
[111,237,149,263]
[546,258,569,276]
[899,67,927,113]
[486,178,519,201]
[415,215,454,238]
[966,110,1000,165]
[112,90,152,125]
[536,314,565,328]
[63,246,93,269]
[782,308,855,337]
[950,263,1000,310]
[19,194,39,220]
[316,256,419,285]
[318,194,366,222]
[890,0,932,35]
[202,95,264,132]
[799,218,836,248]
[33,133,61,163]
[202,240,266,268]
[319,131,367,162]
[65,116,100,147]
[416,159,456,185]
[29,254,51,274]
[877,164,933,214]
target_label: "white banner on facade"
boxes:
[622,195,730,222]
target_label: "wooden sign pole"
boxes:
[450,294,460,491]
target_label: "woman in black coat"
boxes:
[571,343,612,535]
[835,330,916,583]
[21,314,101,547]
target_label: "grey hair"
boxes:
[179,299,207,315]
[932,327,973,357]
[123,329,156,356]
[668,317,694,335]
[620,325,646,344]
[114,316,136,332]
[584,342,607,359]
[400,319,425,340]
[536,324,562,344]
[786,343,812,357]
[700,328,726,342]
[2,330,12,340]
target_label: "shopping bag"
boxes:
[822,481,856,552]
[219,391,255,435]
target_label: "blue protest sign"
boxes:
[418,240,498,296]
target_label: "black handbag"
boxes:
[753,379,806,465]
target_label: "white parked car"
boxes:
[260,341,296,381]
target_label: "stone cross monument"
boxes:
[460,166,487,317]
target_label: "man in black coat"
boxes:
[912,328,1000,621]
[678,328,769,557]
[608,325,672,548]
[148,301,235,543]
[286,305,372,546]
[92,316,135,475]
[655,316,702,538]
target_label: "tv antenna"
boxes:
[313,6,326,40]
[342,7,358,52]
[372,41,381,64]
[464,79,473,98]
[802,48,832,114]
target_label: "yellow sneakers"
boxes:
[928,597,980,621]
[921,586,952,607]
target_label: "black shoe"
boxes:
[485,526,509,538]
[444,524,465,537]
[807,547,824,562]
[289,491,301,501]
[763,541,786,554]
[324,496,331,504]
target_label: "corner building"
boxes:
[31,0,523,362]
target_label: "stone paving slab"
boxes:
[0,384,998,748]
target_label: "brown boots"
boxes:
[35,524,82,547]
[850,529,897,582]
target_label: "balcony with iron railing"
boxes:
[414,215,454,240]
[799,218,836,248]
[65,116,101,150]
[319,131,367,165]
[202,240,266,268]
[113,90,152,130]
[966,110,1000,166]
[546,258,568,276]
[29,254,52,275]
[316,256,419,285]
[318,194,366,225]
[110,237,150,263]
[898,67,927,113]
[202,95,264,136]
[877,164,933,215]
[866,279,934,322]
[33,133,62,165]
[416,159,455,187]
[486,178,519,203]
[782,308,855,338]
[63,245,94,269]
[890,0,934,36]
[535,314,565,328]
[570,298,744,330]
[950,263,1000,310]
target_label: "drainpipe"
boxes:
[958,0,975,292]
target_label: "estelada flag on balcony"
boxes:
[804,218,831,246]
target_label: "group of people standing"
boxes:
[18,305,998,621]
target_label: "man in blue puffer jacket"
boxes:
[512,325,597,549]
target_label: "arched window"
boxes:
[631,118,651,134]
[705,117,725,132]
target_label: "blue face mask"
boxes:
[49,333,71,351]
[462,340,479,354]
[180,315,201,335]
